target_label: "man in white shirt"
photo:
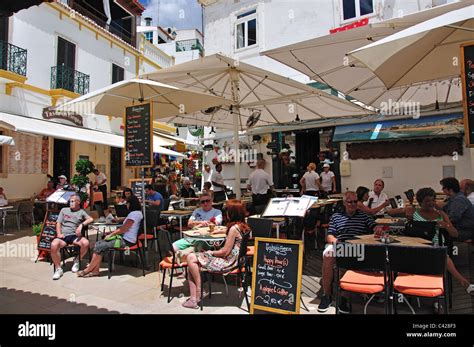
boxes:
[211,162,226,202]
[367,179,389,216]
[248,159,274,209]
[201,163,212,190]
[460,179,474,205]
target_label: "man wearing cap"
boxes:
[56,175,69,190]
[320,163,336,198]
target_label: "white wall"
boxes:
[339,142,474,196]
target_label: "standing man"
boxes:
[211,162,226,202]
[93,169,107,209]
[317,191,383,313]
[202,164,212,190]
[368,179,389,216]
[440,177,474,241]
[51,194,93,280]
[247,159,274,212]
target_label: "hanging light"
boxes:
[295,113,300,122]
[176,127,179,136]
[435,83,440,111]
[210,126,216,134]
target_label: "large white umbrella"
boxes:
[262,1,472,112]
[57,78,230,118]
[142,53,373,198]
[348,5,474,89]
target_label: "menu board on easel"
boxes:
[125,102,153,167]
[250,238,303,314]
[461,42,474,147]
[37,210,59,252]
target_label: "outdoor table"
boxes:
[90,221,123,241]
[160,210,194,238]
[375,217,407,234]
[0,205,13,234]
[274,188,300,197]
[347,234,432,247]
[182,226,227,249]
[310,198,342,209]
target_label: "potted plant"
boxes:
[32,223,43,244]
[71,159,95,207]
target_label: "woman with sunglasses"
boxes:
[182,200,250,309]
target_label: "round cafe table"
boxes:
[182,226,227,250]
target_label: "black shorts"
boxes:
[62,234,78,245]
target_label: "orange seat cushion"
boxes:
[138,234,155,240]
[394,274,444,297]
[160,256,187,269]
[339,270,385,294]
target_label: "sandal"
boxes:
[182,298,200,309]
[77,271,100,278]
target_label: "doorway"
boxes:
[110,147,122,190]
[56,37,76,91]
[53,139,71,181]
[295,130,321,178]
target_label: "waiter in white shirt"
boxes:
[247,159,274,208]
[211,162,226,202]
[201,163,212,190]
[93,169,107,208]
[367,179,389,216]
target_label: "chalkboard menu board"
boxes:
[125,102,153,167]
[250,238,303,314]
[129,178,152,202]
[461,42,474,147]
[37,210,59,252]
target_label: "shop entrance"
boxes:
[110,147,122,190]
[53,139,71,181]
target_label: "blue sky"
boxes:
[139,0,203,30]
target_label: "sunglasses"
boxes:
[345,200,358,204]
[200,199,211,203]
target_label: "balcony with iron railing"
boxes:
[0,40,27,77]
[51,64,90,95]
[65,0,135,45]
[176,39,204,56]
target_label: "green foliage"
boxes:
[71,174,89,188]
[75,159,95,176]
[32,223,43,236]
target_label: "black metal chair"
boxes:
[388,245,448,314]
[246,217,273,274]
[334,243,389,314]
[138,207,162,262]
[158,226,188,303]
[200,230,251,311]
[52,224,90,272]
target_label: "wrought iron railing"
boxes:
[67,0,135,45]
[0,40,27,76]
[176,39,203,56]
[51,65,90,95]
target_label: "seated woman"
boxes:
[388,187,474,294]
[356,186,390,215]
[182,200,250,309]
[77,195,143,277]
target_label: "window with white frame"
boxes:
[144,31,153,44]
[342,0,374,21]
[235,9,257,50]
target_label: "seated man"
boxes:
[51,194,93,280]
[38,181,56,200]
[180,177,197,198]
[172,192,223,252]
[440,177,474,241]
[318,191,383,313]
[144,184,164,210]
[35,181,57,221]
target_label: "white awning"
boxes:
[153,134,175,147]
[0,113,184,157]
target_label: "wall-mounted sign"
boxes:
[42,107,83,127]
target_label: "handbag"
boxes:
[105,234,123,248]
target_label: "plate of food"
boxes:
[375,218,401,224]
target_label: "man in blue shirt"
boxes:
[144,184,164,211]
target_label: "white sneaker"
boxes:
[466,284,474,295]
[71,257,80,273]
[53,267,63,280]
